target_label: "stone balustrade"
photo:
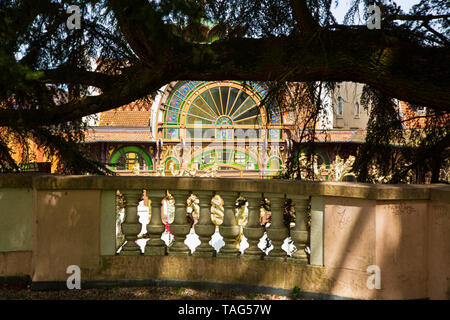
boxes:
[1,174,449,299]
[117,187,314,263]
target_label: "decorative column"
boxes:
[193,191,215,257]
[120,189,143,255]
[242,192,265,261]
[217,192,240,258]
[144,190,167,256]
[264,193,288,262]
[287,195,310,264]
[167,190,191,256]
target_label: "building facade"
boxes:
[85,81,376,179]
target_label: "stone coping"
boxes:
[0,174,449,202]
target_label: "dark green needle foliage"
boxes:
[0,1,448,178]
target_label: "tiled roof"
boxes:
[85,128,154,142]
[314,130,366,143]
[98,99,153,127]
[398,101,428,128]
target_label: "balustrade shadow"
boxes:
[323,198,376,299]
[324,196,430,299]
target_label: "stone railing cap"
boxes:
[0,174,449,202]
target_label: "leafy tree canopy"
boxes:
[0,0,448,177]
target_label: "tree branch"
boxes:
[185,31,450,111]
[1,28,449,126]
[422,22,449,45]
[290,0,319,35]
[40,67,121,90]
[387,14,450,22]
[107,0,171,65]
[0,66,168,126]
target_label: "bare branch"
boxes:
[422,22,450,45]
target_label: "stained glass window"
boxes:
[110,146,153,171]
[163,81,282,140]
[115,152,147,171]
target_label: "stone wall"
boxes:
[0,174,448,299]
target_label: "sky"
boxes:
[331,0,422,24]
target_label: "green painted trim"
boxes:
[266,156,282,169]
[164,157,179,170]
[189,149,259,170]
[165,81,205,126]
[110,146,153,170]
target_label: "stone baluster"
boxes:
[167,190,191,256]
[287,195,310,264]
[242,192,265,260]
[264,193,288,262]
[120,189,143,255]
[217,192,240,258]
[193,191,215,257]
[145,190,167,256]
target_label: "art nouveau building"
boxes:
[85,81,373,178]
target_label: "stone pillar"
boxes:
[193,191,215,257]
[242,192,265,261]
[310,196,324,266]
[217,192,240,258]
[287,195,310,264]
[264,193,288,262]
[120,189,143,255]
[145,190,167,256]
[167,190,191,256]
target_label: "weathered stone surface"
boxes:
[145,190,166,256]
[3,174,447,201]
[1,175,450,299]
[0,188,32,252]
[287,195,309,265]
[168,190,191,256]
[218,192,240,258]
[242,192,265,261]
[193,191,216,258]
[120,190,143,256]
[264,193,288,262]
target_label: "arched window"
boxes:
[164,157,179,176]
[267,157,282,177]
[354,102,360,117]
[337,96,343,116]
[110,146,153,171]
[162,81,282,141]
